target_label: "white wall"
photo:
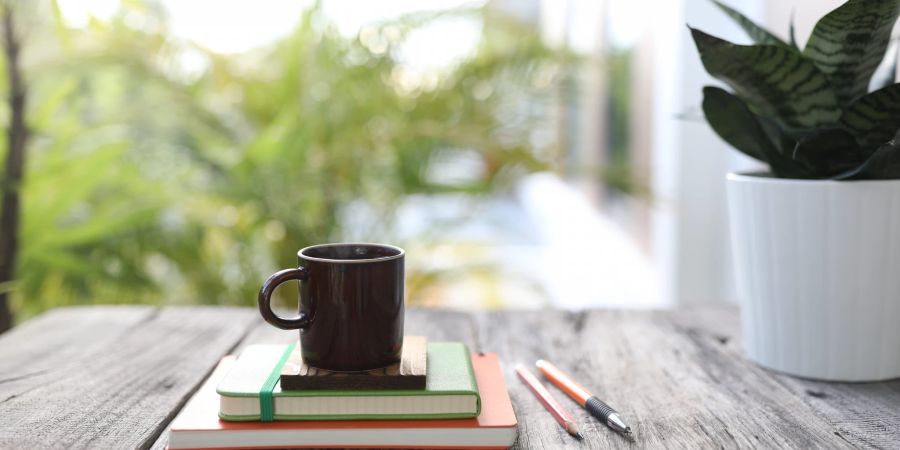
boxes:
[651,0,765,305]
[650,0,887,305]
[765,0,843,48]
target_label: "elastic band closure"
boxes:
[259,342,296,422]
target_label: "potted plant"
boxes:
[691,0,900,381]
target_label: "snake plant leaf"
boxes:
[702,86,812,178]
[757,115,802,160]
[702,86,770,161]
[840,83,900,148]
[792,128,870,178]
[788,13,799,51]
[836,128,900,179]
[710,0,791,49]
[803,0,900,106]
[691,28,841,129]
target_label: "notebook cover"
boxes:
[168,353,517,449]
[280,336,426,390]
[217,342,479,421]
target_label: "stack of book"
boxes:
[167,337,517,449]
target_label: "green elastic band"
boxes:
[259,342,296,422]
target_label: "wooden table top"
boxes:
[1,305,898,449]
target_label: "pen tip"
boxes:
[625,426,632,434]
[574,432,584,440]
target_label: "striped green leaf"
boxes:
[803,0,900,106]
[691,28,841,129]
[789,14,798,50]
[836,129,900,179]
[711,1,791,49]
[793,128,870,178]
[702,86,770,161]
[840,83,900,147]
[702,86,813,178]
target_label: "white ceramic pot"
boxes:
[727,172,900,381]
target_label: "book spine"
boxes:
[462,346,482,415]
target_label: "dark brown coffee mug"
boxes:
[258,243,405,371]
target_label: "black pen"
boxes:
[536,359,633,436]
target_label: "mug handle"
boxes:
[257,267,312,330]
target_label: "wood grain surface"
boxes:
[1,305,898,449]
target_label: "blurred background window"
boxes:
[0,0,862,327]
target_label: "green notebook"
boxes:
[216,342,480,421]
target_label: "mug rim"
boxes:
[298,242,405,264]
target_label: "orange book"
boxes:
[167,352,517,449]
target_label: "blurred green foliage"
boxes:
[6,1,567,321]
[604,47,638,196]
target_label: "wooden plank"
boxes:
[473,309,854,449]
[775,375,900,448]
[0,306,257,449]
[404,308,479,348]
[8,305,891,450]
[280,335,427,390]
[231,317,295,352]
[0,305,155,380]
[670,305,900,448]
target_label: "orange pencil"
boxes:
[514,365,582,439]
[536,359,633,436]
